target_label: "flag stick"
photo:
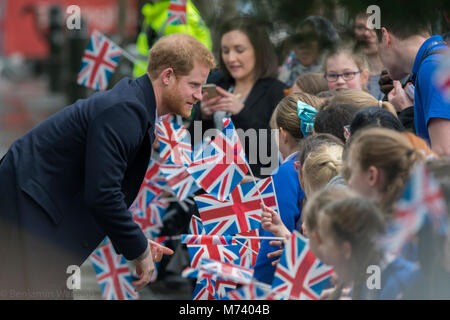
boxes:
[244,161,265,204]
[170,233,285,242]
[234,239,259,255]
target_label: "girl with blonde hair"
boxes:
[300,143,343,199]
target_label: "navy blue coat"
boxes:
[0,75,155,293]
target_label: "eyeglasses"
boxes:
[343,125,351,141]
[294,161,302,172]
[324,71,362,82]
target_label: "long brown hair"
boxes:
[320,196,385,300]
[343,128,425,215]
[270,92,324,142]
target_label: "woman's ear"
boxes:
[279,127,288,144]
[367,165,381,187]
[343,241,352,260]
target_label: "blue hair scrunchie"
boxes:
[297,100,318,137]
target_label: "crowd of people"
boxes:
[184,10,450,299]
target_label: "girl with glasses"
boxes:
[324,43,370,93]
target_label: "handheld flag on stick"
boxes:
[187,119,248,201]
[156,121,193,166]
[89,243,139,300]
[378,163,449,255]
[194,177,279,235]
[271,231,334,300]
[77,30,121,91]
[181,234,238,245]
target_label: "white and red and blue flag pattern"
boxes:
[272,231,334,300]
[89,243,139,300]
[187,120,248,201]
[143,158,169,190]
[77,30,121,91]
[192,277,217,300]
[235,229,261,268]
[379,163,449,255]
[167,0,188,26]
[199,258,254,285]
[181,234,237,245]
[187,242,240,269]
[130,183,162,215]
[189,215,206,235]
[225,281,278,300]
[156,121,192,166]
[194,177,279,235]
[131,197,168,239]
[159,158,200,201]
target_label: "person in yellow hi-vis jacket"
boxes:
[133,0,213,78]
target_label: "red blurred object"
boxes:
[3,0,138,59]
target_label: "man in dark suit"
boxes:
[0,34,215,299]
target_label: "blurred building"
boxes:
[2,0,138,59]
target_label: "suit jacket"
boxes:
[0,75,155,291]
[190,77,287,177]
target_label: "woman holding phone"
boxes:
[191,16,287,177]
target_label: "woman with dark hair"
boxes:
[349,106,405,137]
[190,16,287,177]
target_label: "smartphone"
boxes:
[202,84,218,98]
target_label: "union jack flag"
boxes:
[379,163,449,255]
[144,158,169,190]
[195,177,279,235]
[225,281,271,300]
[197,258,254,285]
[156,121,192,166]
[89,243,139,300]
[187,121,248,201]
[167,0,188,26]
[131,197,168,238]
[147,196,170,227]
[215,279,237,299]
[189,215,206,235]
[181,234,237,245]
[159,159,200,201]
[130,183,162,214]
[235,229,261,268]
[187,243,240,268]
[272,231,334,300]
[159,113,183,126]
[77,30,121,91]
[192,277,217,300]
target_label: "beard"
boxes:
[164,85,192,118]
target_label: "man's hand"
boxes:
[388,80,413,112]
[131,239,174,292]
